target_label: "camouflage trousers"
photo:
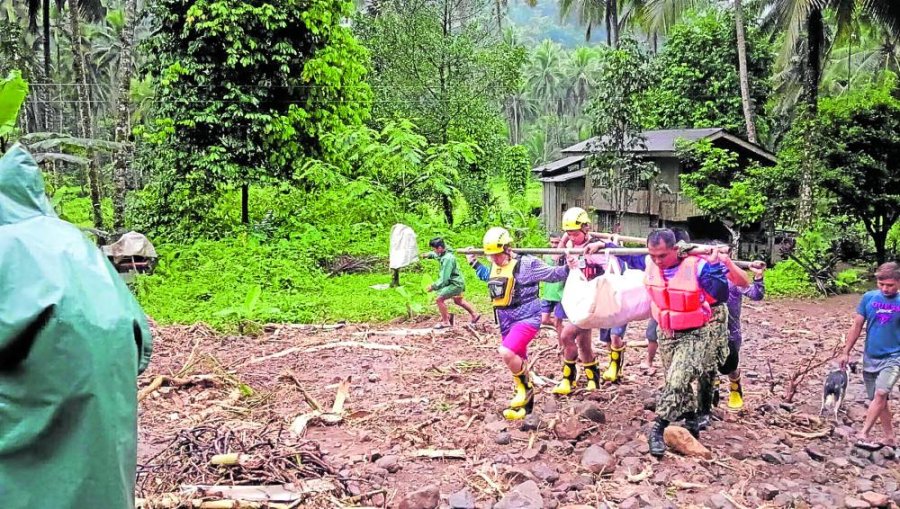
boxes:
[656,306,730,422]
[697,306,730,413]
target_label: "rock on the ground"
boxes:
[542,400,559,414]
[845,497,870,509]
[759,484,780,501]
[760,451,783,464]
[531,463,560,484]
[861,492,889,508]
[399,485,441,509]
[521,414,540,432]
[827,457,850,468]
[579,404,606,423]
[494,480,544,509]
[375,455,402,473]
[805,446,826,462]
[495,432,512,445]
[580,444,616,475]
[849,456,871,468]
[522,447,542,461]
[554,417,584,441]
[450,489,476,509]
[662,426,712,459]
[708,493,736,509]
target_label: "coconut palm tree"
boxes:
[564,46,600,115]
[525,40,567,115]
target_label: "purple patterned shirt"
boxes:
[472,255,569,337]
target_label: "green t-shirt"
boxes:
[426,249,465,291]
[540,254,564,301]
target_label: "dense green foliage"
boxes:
[814,74,900,263]
[136,0,372,234]
[641,9,774,139]
[677,139,768,246]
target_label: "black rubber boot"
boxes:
[683,412,701,439]
[697,372,715,431]
[649,418,668,457]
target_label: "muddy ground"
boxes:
[136,295,900,509]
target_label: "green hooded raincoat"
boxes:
[0,144,152,509]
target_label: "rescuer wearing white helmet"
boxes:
[466,227,574,420]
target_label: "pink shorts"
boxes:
[501,323,540,359]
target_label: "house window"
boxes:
[561,203,568,213]
[574,199,583,208]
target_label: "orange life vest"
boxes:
[644,256,713,333]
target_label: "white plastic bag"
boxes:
[389,224,418,270]
[560,267,600,328]
[591,257,651,328]
[561,256,651,329]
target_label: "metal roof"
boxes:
[531,154,585,174]
[538,169,586,183]
[562,128,724,154]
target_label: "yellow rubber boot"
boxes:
[508,369,532,408]
[727,378,744,411]
[503,373,534,420]
[552,360,577,395]
[583,361,600,391]
[602,346,626,382]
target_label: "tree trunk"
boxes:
[796,8,823,232]
[608,0,618,48]
[733,0,757,143]
[723,220,740,256]
[112,0,137,230]
[241,184,249,224]
[68,4,104,229]
[604,7,611,45]
[441,193,454,226]
[873,227,888,265]
[805,8,823,113]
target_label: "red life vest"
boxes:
[644,256,713,333]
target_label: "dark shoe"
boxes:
[683,413,701,439]
[649,418,668,457]
[697,413,711,431]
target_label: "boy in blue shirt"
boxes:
[839,262,900,451]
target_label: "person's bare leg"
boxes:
[452,296,479,322]
[880,403,895,446]
[576,329,594,363]
[859,390,889,441]
[435,296,451,326]
[642,341,658,370]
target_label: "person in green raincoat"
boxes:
[0,144,152,509]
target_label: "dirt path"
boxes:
[137,295,900,509]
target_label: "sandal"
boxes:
[855,439,884,451]
[433,322,451,330]
[471,314,482,325]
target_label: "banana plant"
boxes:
[0,70,28,152]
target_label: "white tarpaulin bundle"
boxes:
[101,231,158,259]
[389,224,418,270]
[561,256,651,329]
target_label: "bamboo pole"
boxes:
[454,248,765,270]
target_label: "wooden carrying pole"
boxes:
[454,247,765,270]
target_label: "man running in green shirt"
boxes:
[425,237,480,329]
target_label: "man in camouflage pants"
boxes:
[645,230,729,457]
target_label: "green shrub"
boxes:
[766,259,819,298]
[834,268,864,294]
